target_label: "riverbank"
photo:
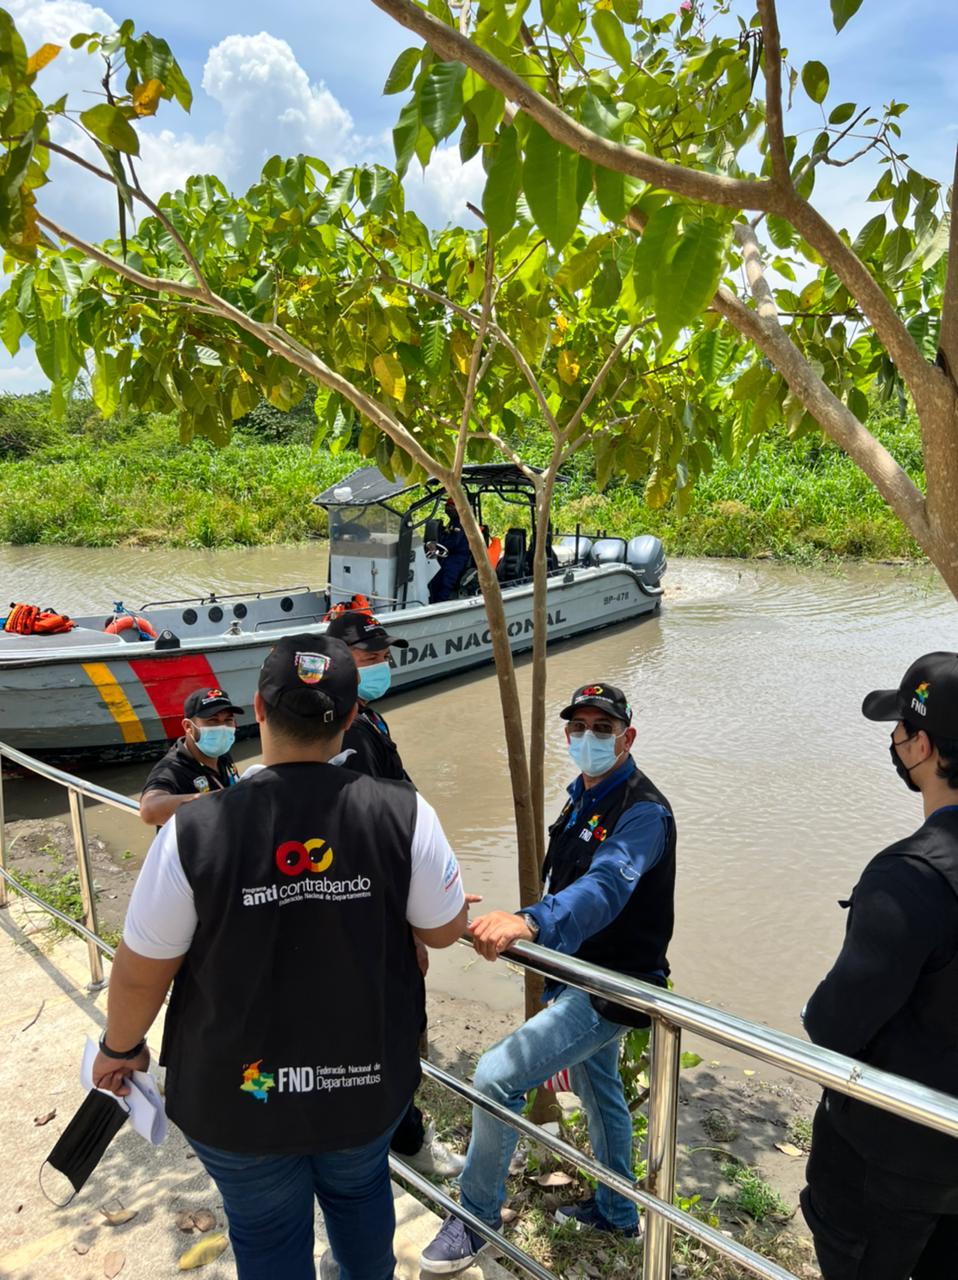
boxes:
[0,394,924,564]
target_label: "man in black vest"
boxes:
[90,635,468,1280]
[325,609,465,1181]
[801,652,958,1279]
[325,611,410,782]
[139,686,242,826]
[421,682,675,1272]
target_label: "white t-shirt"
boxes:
[124,789,465,959]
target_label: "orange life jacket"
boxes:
[4,603,75,635]
[323,594,375,623]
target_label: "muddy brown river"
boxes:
[3,544,955,1037]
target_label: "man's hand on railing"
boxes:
[468,910,536,961]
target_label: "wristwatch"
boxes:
[520,912,540,941]
[98,1033,147,1061]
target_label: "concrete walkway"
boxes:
[0,903,510,1280]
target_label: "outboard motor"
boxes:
[589,538,628,566]
[554,534,593,566]
[626,535,667,589]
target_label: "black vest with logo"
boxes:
[161,762,422,1154]
[542,761,676,1026]
[825,809,958,1180]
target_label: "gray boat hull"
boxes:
[0,565,659,763]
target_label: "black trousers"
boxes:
[801,1102,958,1280]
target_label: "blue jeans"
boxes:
[188,1119,400,1280]
[459,986,638,1230]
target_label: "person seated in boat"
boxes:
[428,498,473,603]
[138,687,243,827]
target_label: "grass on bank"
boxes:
[416,1076,815,1280]
[0,391,926,565]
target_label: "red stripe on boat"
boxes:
[130,654,222,740]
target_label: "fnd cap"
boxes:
[862,652,958,740]
[258,635,358,723]
[559,683,633,725]
[183,687,244,721]
[325,610,409,651]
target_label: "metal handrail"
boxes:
[4,741,958,1280]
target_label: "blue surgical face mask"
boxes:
[357,660,391,703]
[568,730,622,778]
[193,725,235,758]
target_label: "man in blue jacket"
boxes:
[421,682,676,1272]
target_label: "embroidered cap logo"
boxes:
[295,652,329,685]
[911,681,930,717]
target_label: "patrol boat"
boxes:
[0,465,665,762]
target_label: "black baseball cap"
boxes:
[183,687,244,721]
[258,635,358,723]
[325,610,408,651]
[862,652,958,739]
[560,683,633,725]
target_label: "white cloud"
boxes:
[201,32,365,183]
[405,146,485,228]
[0,349,48,394]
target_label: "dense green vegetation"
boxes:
[0,392,924,562]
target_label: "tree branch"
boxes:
[36,213,445,480]
[560,324,641,446]
[756,0,790,188]
[377,271,558,434]
[938,144,958,387]
[454,237,495,474]
[734,222,777,321]
[39,137,210,295]
[711,279,932,551]
[370,0,777,212]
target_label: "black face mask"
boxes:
[890,736,921,793]
[41,1089,129,1205]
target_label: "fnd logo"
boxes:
[276,837,334,877]
[911,681,930,717]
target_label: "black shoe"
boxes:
[554,1198,639,1236]
[420,1213,493,1273]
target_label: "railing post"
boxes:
[643,1016,681,1280]
[67,788,105,989]
[0,754,8,909]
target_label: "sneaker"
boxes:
[405,1123,467,1178]
[554,1198,639,1237]
[419,1213,491,1273]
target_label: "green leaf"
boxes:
[422,317,445,370]
[852,213,885,259]
[830,0,864,32]
[522,121,580,250]
[828,102,856,125]
[680,1051,703,1070]
[392,98,420,179]
[654,217,730,350]
[92,350,119,418]
[420,61,466,142]
[541,0,581,37]
[555,240,603,293]
[801,61,829,105]
[483,126,521,242]
[383,47,420,95]
[631,204,684,302]
[591,257,621,309]
[594,165,626,222]
[847,386,869,422]
[891,181,909,227]
[592,11,633,72]
[80,103,139,155]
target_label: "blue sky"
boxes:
[3,0,955,392]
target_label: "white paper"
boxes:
[80,1038,167,1145]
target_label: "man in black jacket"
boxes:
[802,651,958,1279]
[421,682,675,1272]
[324,609,465,1185]
[325,611,410,782]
